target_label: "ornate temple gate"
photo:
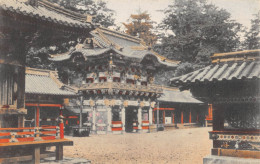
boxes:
[50,27,178,134]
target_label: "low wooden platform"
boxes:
[0,138,73,147]
[0,139,73,164]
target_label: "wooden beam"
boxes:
[163,111,165,124]
[36,106,40,127]
[181,111,183,124]
[33,146,40,164]
[189,110,191,123]
[26,103,62,107]
[172,112,174,124]
[153,108,175,110]
[0,139,73,147]
[211,148,260,159]
[56,144,63,160]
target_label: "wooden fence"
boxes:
[0,124,64,143]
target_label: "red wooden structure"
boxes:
[0,0,93,162]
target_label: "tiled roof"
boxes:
[0,0,93,30]
[170,50,260,87]
[49,27,180,67]
[158,87,203,104]
[25,67,76,96]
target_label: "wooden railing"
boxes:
[0,125,64,143]
[80,82,163,93]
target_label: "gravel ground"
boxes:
[64,127,212,164]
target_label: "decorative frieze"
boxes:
[210,133,260,143]
[215,97,259,104]
[80,82,163,95]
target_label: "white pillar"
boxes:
[122,107,125,131]
[92,107,96,131]
[138,107,142,131]
[107,107,112,132]
[149,107,153,125]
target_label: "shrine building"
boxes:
[155,87,207,128]
[24,67,77,128]
[0,0,93,163]
[50,27,180,134]
[171,49,260,163]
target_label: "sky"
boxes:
[105,0,260,30]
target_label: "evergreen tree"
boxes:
[157,0,243,76]
[123,12,157,46]
[243,11,260,50]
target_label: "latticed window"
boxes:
[224,104,260,130]
[0,64,16,106]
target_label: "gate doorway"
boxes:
[125,107,137,132]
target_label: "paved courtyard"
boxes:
[64,127,212,164]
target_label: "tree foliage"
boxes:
[156,0,243,78]
[26,0,115,72]
[47,0,115,27]
[123,12,157,46]
[243,11,260,50]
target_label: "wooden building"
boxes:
[0,0,93,163]
[171,49,260,163]
[25,67,77,128]
[155,87,207,128]
[50,27,179,134]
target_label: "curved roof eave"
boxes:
[49,47,179,67]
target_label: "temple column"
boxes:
[149,106,153,125]
[121,106,125,131]
[107,107,112,132]
[138,107,142,132]
[18,115,24,128]
[92,107,96,132]
[189,109,192,124]
[181,111,183,124]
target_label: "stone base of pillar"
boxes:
[90,131,96,135]
[203,155,260,164]
[138,129,149,133]
[112,131,123,134]
[96,131,107,135]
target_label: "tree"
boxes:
[243,11,260,50]
[47,0,115,27]
[157,0,243,76]
[123,12,157,46]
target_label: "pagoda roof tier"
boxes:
[170,49,260,88]
[0,0,93,32]
[49,27,179,68]
[25,67,77,96]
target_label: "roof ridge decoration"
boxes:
[211,49,260,63]
[26,67,52,76]
[96,28,123,50]
[38,0,91,23]
[98,27,141,44]
[162,86,179,91]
